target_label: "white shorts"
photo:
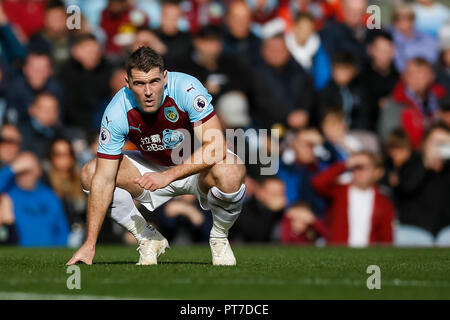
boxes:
[123,151,202,212]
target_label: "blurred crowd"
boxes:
[0,0,450,248]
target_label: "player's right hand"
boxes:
[66,242,96,265]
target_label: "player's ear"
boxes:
[125,76,130,88]
[163,70,168,85]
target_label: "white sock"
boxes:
[207,184,246,238]
[109,188,156,242]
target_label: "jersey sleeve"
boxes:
[97,95,129,160]
[176,74,215,125]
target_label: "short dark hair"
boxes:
[46,0,65,11]
[353,150,384,169]
[423,122,450,141]
[407,56,432,69]
[72,33,98,47]
[386,128,411,149]
[332,51,357,67]
[126,46,165,78]
[367,29,393,45]
[195,25,222,40]
[294,12,315,25]
[162,0,182,6]
[321,106,345,124]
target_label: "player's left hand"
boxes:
[133,172,173,191]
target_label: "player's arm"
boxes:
[85,157,120,244]
[66,157,119,265]
[167,114,226,179]
[134,114,226,191]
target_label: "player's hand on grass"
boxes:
[66,242,96,266]
[133,172,172,191]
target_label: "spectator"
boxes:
[413,0,450,38]
[320,0,369,67]
[438,99,450,128]
[176,25,249,102]
[435,23,450,93]
[94,66,128,131]
[246,0,279,25]
[319,107,352,169]
[285,12,331,90]
[278,0,342,31]
[216,91,251,129]
[58,34,112,134]
[153,194,212,245]
[360,30,399,132]
[281,202,328,245]
[100,0,149,58]
[0,124,21,168]
[44,138,86,248]
[383,128,413,194]
[19,93,64,159]
[7,50,63,126]
[0,123,21,245]
[391,123,450,246]
[231,176,286,242]
[312,151,395,246]
[183,0,225,33]
[1,0,46,39]
[223,0,262,67]
[0,4,27,66]
[391,3,439,72]
[378,57,446,150]
[256,32,314,130]
[156,0,193,66]
[319,108,381,171]
[0,152,70,247]
[28,0,74,74]
[277,128,326,215]
[318,52,367,129]
[129,26,168,58]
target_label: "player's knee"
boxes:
[212,162,246,193]
[80,160,96,191]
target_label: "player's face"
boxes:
[127,68,167,113]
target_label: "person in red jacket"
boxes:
[378,58,447,150]
[312,151,394,246]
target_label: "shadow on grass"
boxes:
[93,261,209,265]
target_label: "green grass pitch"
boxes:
[1,245,450,300]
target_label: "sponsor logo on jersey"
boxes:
[140,134,164,151]
[162,129,184,149]
[187,84,195,92]
[100,127,111,145]
[129,124,142,133]
[193,95,208,112]
[164,106,179,123]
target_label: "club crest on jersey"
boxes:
[99,127,111,145]
[164,106,179,122]
[162,129,184,149]
[193,95,208,112]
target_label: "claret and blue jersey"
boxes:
[97,71,216,166]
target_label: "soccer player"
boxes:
[66,47,246,266]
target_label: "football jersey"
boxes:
[97,71,215,166]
